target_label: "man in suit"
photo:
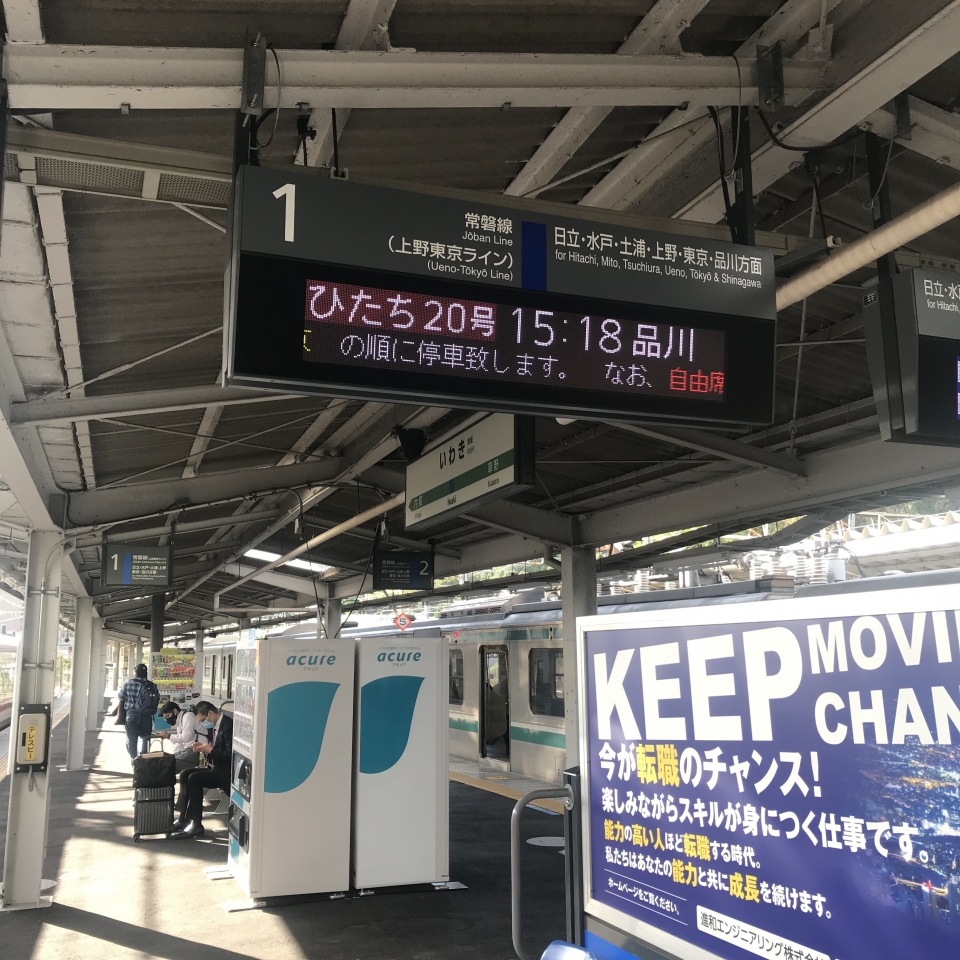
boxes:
[171,701,232,839]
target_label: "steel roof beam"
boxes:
[579,0,842,210]
[503,0,712,197]
[63,457,343,527]
[302,0,399,168]
[9,385,302,426]
[5,46,825,111]
[579,435,960,548]
[861,94,960,171]
[676,0,960,223]
[608,423,807,477]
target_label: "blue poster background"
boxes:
[583,604,960,960]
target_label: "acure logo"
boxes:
[377,650,421,662]
[286,654,337,666]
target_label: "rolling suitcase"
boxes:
[134,786,175,841]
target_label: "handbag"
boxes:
[115,702,127,725]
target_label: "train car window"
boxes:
[449,649,464,705]
[529,648,564,717]
[226,654,234,699]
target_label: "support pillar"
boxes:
[149,593,165,678]
[135,640,143,672]
[1,530,63,910]
[561,546,597,768]
[194,627,204,694]
[64,597,93,771]
[324,598,342,640]
[85,616,104,730]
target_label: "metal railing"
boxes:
[511,784,576,960]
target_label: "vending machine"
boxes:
[228,633,355,898]
[353,631,449,888]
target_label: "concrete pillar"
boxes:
[64,597,93,770]
[1,530,63,909]
[324,598,342,640]
[194,627,204,694]
[85,616,104,731]
[150,592,166,663]
[561,546,597,768]
[135,640,143,673]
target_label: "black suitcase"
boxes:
[134,786,174,841]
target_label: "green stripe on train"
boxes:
[510,725,565,748]
[449,717,479,732]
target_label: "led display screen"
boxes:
[226,167,778,426]
[302,278,727,404]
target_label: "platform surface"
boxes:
[0,715,567,959]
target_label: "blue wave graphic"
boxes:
[358,675,424,774]
[264,681,339,793]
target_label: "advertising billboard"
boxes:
[578,584,960,960]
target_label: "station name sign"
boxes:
[405,413,535,532]
[225,166,777,425]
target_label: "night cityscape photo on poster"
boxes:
[580,586,960,960]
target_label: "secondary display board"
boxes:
[578,583,960,960]
[225,166,777,426]
[372,551,434,591]
[405,413,534,531]
[101,544,171,586]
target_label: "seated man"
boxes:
[171,701,233,839]
[155,701,201,773]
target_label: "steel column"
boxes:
[324,598,342,639]
[1,530,63,910]
[64,597,93,770]
[85,616,104,730]
[561,546,597,767]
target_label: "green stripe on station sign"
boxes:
[510,725,566,748]
[409,448,515,512]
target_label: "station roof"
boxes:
[0,0,959,641]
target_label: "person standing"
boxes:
[155,701,202,773]
[119,663,160,761]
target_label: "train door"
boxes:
[480,645,509,761]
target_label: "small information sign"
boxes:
[373,551,434,591]
[101,545,172,587]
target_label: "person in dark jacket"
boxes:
[119,663,160,761]
[170,701,233,839]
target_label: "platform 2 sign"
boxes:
[405,413,535,532]
[101,544,172,586]
[225,166,777,426]
[373,551,434,591]
[579,585,960,960]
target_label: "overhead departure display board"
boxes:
[225,166,777,425]
[866,267,960,445]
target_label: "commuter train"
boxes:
[1,637,18,731]
[198,580,791,783]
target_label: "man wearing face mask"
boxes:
[170,701,233,839]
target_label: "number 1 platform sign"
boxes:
[225,166,777,426]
